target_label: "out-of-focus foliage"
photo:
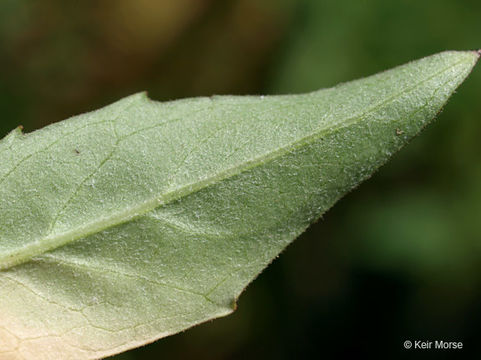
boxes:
[1,0,480,359]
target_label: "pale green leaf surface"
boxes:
[0,50,478,359]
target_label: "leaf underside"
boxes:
[0,50,478,359]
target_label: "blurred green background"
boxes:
[1,0,480,358]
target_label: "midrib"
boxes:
[0,59,467,270]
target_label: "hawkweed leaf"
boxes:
[0,50,478,359]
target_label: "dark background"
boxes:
[1,1,480,359]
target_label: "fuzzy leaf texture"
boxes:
[0,50,479,359]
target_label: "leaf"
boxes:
[0,50,478,359]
